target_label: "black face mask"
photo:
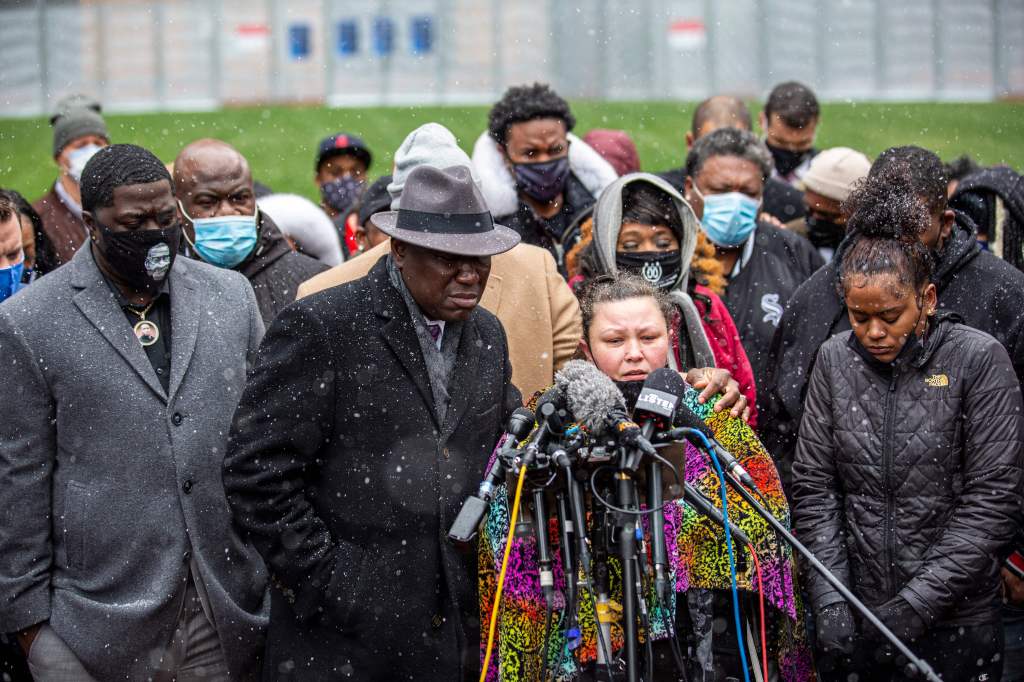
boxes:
[512,156,571,203]
[616,250,683,290]
[94,221,181,294]
[805,214,845,250]
[767,143,812,177]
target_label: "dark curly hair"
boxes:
[80,143,172,214]
[869,145,948,215]
[838,167,933,299]
[487,83,576,147]
[578,273,674,342]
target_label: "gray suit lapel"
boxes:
[70,247,167,401]
[167,263,201,401]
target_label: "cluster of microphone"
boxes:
[452,360,770,681]
[448,359,753,564]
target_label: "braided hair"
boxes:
[80,143,172,213]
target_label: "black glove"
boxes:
[877,597,928,644]
[816,602,856,655]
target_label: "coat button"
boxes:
[442,447,450,459]
[172,412,183,426]
[431,614,443,629]
[182,479,193,494]
[183,550,192,562]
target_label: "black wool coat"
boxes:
[224,257,521,681]
[792,317,1024,628]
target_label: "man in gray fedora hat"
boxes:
[224,164,523,681]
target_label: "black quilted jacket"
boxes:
[792,315,1024,628]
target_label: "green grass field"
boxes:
[1,100,1022,203]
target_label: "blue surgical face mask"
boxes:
[694,187,760,248]
[67,143,103,183]
[180,202,259,269]
[0,258,25,303]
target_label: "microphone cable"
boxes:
[586,451,682,517]
[540,601,553,682]
[686,427,752,682]
[480,464,529,682]
[747,544,769,682]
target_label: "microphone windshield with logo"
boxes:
[634,368,688,426]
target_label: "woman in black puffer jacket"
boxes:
[792,173,1024,682]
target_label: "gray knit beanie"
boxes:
[51,96,109,157]
[386,123,480,209]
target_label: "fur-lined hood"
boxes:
[471,131,618,219]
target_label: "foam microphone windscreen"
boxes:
[554,359,627,434]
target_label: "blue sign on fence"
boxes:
[288,23,311,60]
[337,20,358,56]
[373,17,394,56]
[411,16,433,55]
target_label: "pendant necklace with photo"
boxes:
[127,300,160,347]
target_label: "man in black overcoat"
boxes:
[223,164,523,681]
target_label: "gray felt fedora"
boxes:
[372,164,521,257]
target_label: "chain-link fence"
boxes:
[1,0,1022,117]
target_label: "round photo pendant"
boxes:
[134,320,160,347]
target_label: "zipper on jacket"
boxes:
[883,370,899,600]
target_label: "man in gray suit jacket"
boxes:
[0,144,268,681]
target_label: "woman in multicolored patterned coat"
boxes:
[479,274,813,681]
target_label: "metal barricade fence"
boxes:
[0,0,1021,117]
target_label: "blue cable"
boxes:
[682,428,751,682]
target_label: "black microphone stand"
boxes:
[673,429,943,682]
[529,482,557,681]
[647,456,670,606]
[613,445,642,682]
[589,472,619,681]
[555,488,578,651]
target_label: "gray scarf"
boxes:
[387,255,463,424]
[667,290,717,371]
